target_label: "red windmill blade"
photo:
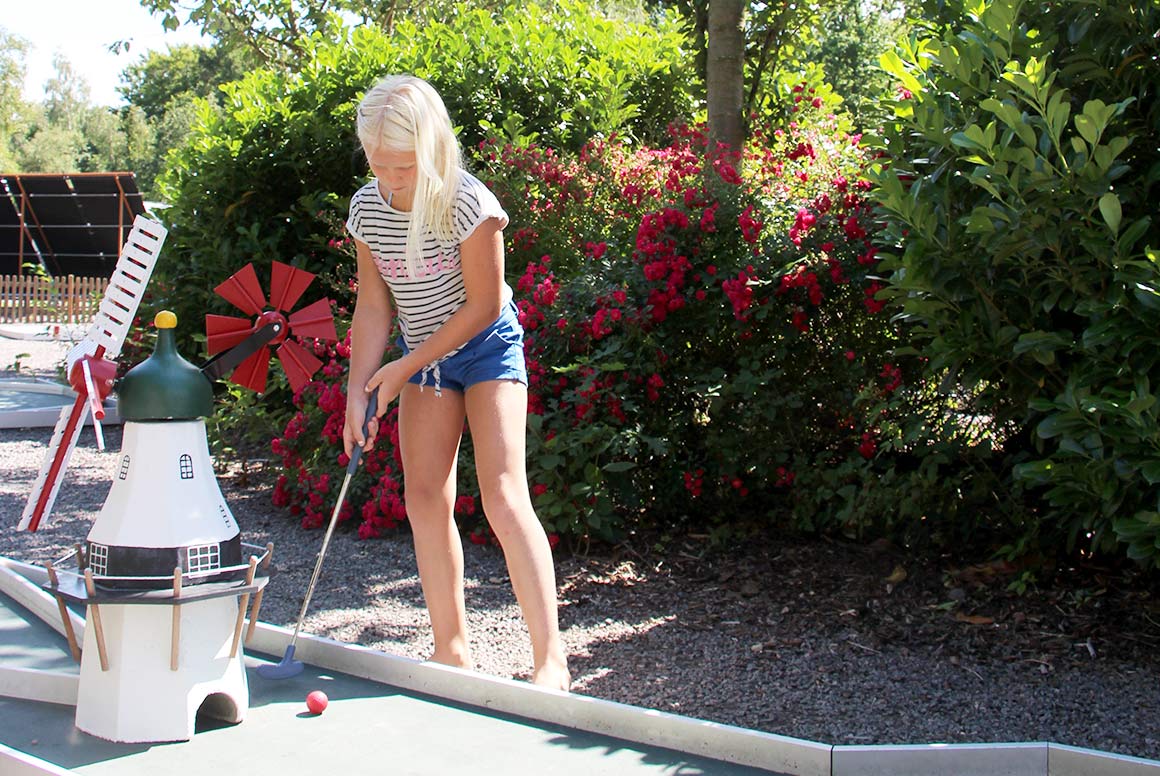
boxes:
[205,261,338,394]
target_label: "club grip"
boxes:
[347,387,380,476]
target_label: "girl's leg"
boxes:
[397,383,471,669]
[465,380,570,690]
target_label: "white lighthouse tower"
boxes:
[72,311,263,743]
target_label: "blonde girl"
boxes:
[343,74,570,691]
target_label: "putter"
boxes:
[257,387,380,679]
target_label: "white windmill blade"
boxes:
[68,215,167,369]
[18,398,92,531]
[20,214,167,531]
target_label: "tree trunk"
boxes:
[706,0,746,152]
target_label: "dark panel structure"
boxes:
[0,172,147,277]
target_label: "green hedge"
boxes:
[872,0,1160,566]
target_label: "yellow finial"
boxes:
[155,311,177,329]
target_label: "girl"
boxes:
[342,74,571,691]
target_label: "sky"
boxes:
[5,0,209,107]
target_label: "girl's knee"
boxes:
[480,489,537,535]
[404,473,453,508]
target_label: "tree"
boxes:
[706,0,744,150]
[1,44,92,174]
[11,110,83,172]
[114,43,257,196]
[1,27,31,170]
[9,55,91,173]
[741,1,830,114]
[118,42,254,118]
[802,0,910,120]
[138,0,425,66]
[43,55,90,131]
[4,51,157,189]
[654,0,842,142]
[873,0,1160,565]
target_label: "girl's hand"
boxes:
[343,390,377,458]
[344,360,410,457]
[365,360,410,412]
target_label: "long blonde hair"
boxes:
[356,75,461,277]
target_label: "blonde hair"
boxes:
[357,75,461,277]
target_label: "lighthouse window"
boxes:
[179,454,194,480]
[187,544,220,574]
[118,455,130,480]
[88,544,109,576]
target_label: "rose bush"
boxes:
[271,94,989,549]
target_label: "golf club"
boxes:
[257,387,380,679]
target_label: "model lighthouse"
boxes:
[71,311,266,743]
[19,223,337,743]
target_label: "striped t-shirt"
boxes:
[345,170,511,357]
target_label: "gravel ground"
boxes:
[2,335,1159,761]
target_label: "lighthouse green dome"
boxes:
[117,311,214,421]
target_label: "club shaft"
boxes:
[285,388,378,649]
[288,469,354,646]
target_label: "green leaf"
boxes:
[1107,136,1131,160]
[982,97,1036,147]
[1135,284,1160,311]
[953,124,991,154]
[1036,414,1068,439]
[1141,462,1160,485]
[1046,90,1071,140]
[1074,114,1098,145]
[1099,192,1122,234]
[880,50,923,96]
[1014,460,1054,481]
[1116,217,1152,252]
[1126,393,1156,415]
[1003,71,1037,100]
[965,207,996,233]
[601,461,637,473]
[1068,15,1092,44]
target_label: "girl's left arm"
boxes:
[365,217,505,397]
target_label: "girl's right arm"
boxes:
[344,238,394,456]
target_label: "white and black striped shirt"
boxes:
[345,170,511,356]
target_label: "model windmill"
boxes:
[20,224,339,531]
[17,217,338,743]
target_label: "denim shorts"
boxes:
[400,300,527,396]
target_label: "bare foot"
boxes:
[427,648,473,671]
[531,659,571,692]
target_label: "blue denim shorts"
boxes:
[400,300,527,396]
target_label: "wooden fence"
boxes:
[0,275,105,324]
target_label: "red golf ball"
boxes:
[306,690,328,714]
